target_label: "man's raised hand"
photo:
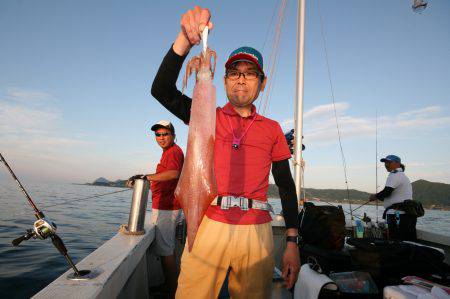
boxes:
[174,6,213,55]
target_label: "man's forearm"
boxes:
[151,46,192,124]
[272,159,300,230]
[147,170,180,182]
[375,186,394,201]
[286,228,298,237]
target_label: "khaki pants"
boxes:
[176,216,274,299]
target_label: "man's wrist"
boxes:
[286,235,300,246]
[173,32,191,56]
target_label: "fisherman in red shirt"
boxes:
[151,6,300,298]
[128,120,184,298]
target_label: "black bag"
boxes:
[383,200,425,218]
[403,200,425,217]
[299,202,346,250]
[299,244,352,275]
[347,238,446,287]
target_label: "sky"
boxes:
[1,0,449,192]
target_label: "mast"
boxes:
[294,0,306,209]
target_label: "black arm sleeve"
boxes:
[151,46,192,124]
[375,186,394,201]
[272,159,299,229]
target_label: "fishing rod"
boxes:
[351,199,372,213]
[0,153,89,278]
[375,109,379,223]
[348,111,381,217]
[310,197,365,221]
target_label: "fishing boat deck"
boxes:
[33,214,294,299]
[33,214,450,299]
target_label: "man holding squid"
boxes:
[151,6,300,298]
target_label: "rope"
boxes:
[317,0,354,220]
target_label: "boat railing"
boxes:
[33,180,156,299]
[33,213,156,299]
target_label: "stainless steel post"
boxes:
[125,179,149,234]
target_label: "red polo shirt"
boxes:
[151,143,184,210]
[205,103,291,225]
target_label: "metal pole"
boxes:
[126,179,149,234]
[294,0,306,210]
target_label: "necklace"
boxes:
[226,114,256,150]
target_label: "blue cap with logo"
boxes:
[380,155,401,163]
[225,46,264,75]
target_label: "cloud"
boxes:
[281,102,450,145]
[5,88,53,103]
[304,102,349,119]
[0,87,92,181]
[398,106,441,118]
[0,87,165,183]
[0,101,60,134]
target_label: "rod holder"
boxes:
[120,179,149,235]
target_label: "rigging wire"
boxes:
[257,0,288,116]
[261,0,280,52]
[317,0,354,221]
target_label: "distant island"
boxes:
[86,178,450,210]
[267,179,450,210]
[85,177,128,188]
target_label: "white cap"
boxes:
[150,120,175,133]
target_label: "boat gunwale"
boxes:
[33,214,450,298]
[33,212,155,299]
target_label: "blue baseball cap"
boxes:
[225,46,264,75]
[380,155,401,163]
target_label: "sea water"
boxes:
[0,182,449,298]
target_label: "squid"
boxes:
[175,35,218,251]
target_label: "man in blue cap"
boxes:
[151,5,300,298]
[369,154,417,241]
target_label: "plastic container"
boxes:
[329,271,378,294]
[354,220,364,238]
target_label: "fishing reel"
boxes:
[1,153,93,279]
[12,218,57,246]
[33,218,57,239]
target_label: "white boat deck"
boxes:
[34,213,449,299]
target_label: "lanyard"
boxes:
[226,114,256,150]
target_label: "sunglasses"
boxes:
[155,132,171,137]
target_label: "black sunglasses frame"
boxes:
[155,132,172,137]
